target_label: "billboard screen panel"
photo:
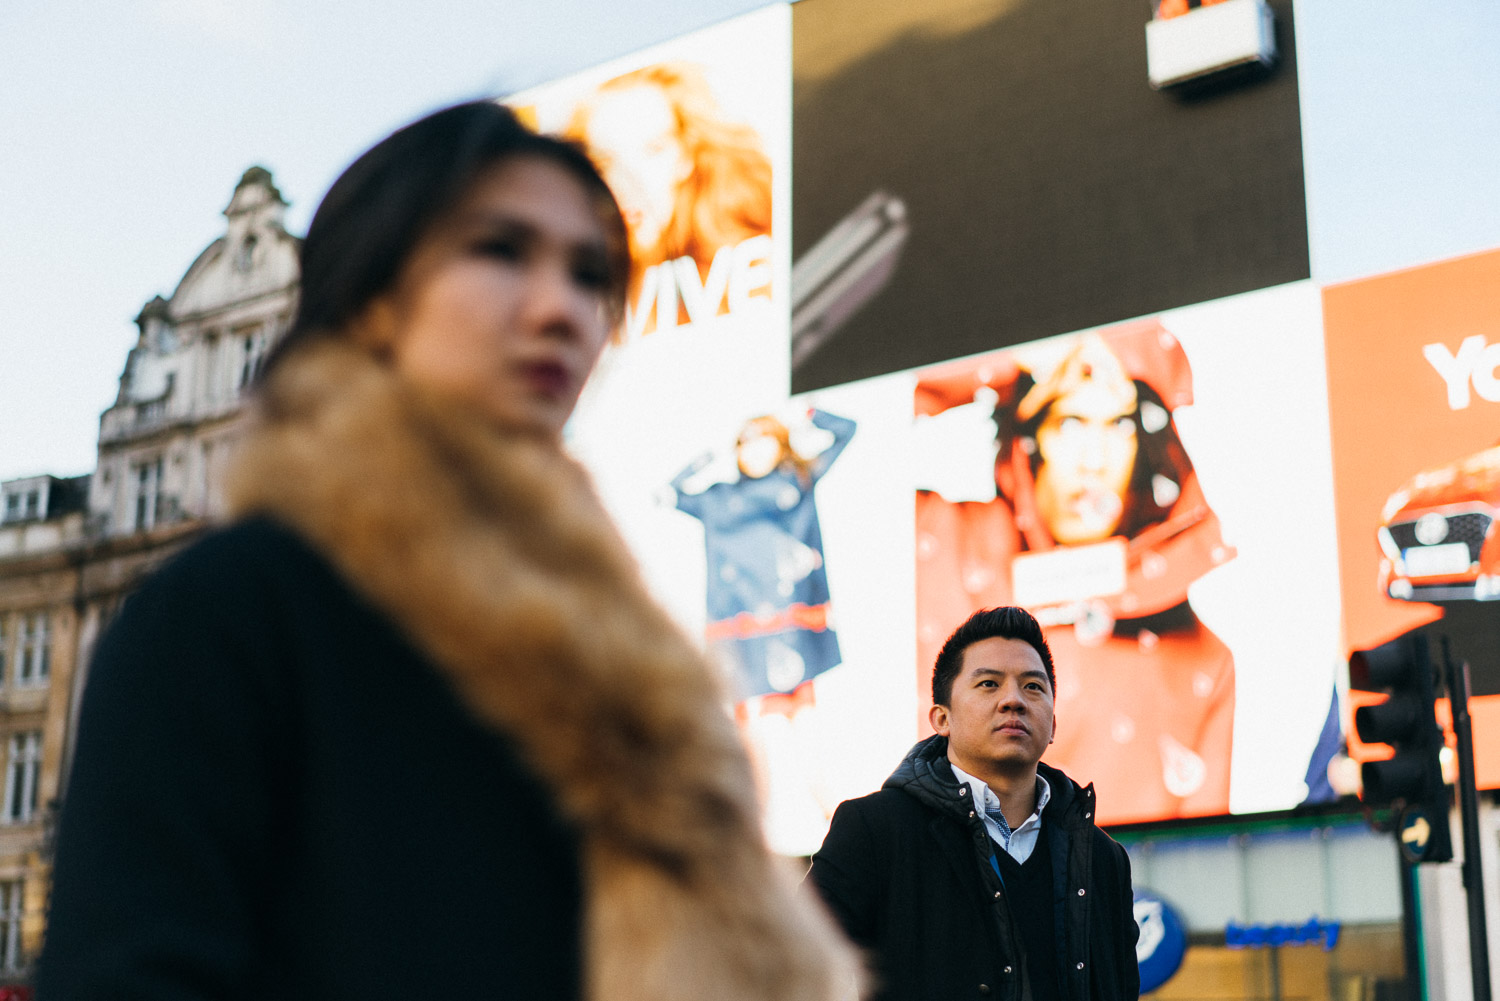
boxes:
[912,283,1342,825]
[1324,247,1500,789]
[512,6,874,854]
[790,0,1310,392]
[514,2,1339,845]
[510,4,791,638]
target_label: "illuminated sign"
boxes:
[1226,918,1341,951]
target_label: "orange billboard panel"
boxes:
[1325,247,1500,787]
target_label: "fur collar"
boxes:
[227,342,862,1001]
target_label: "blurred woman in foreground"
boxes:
[39,101,857,1001]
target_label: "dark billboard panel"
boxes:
[790,0,1309,391]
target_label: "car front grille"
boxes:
[1388,511,1494,562]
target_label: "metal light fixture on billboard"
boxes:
[790,191,909,370]
[1145,0,1277,90]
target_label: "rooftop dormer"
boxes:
[168,167,299,321]
[223,165,288,261]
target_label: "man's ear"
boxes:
[1049,713,1057,745]
[929,702,951,737]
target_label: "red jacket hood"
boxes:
[915,319,1234,618]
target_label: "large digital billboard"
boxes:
[516,2,1355,847]
[910,284,1342,824]
[1325,247,1500,788]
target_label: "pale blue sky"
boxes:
[2,0,1498,482]
[0,0,770,481]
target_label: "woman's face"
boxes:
[1032,380,1140,544]
[582,85,689,253]
[374,156,615,438]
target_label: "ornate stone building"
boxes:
[94,166,299,535]
[0,167,298,984]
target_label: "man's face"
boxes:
[1032,379,1139,545]
[931,637,1055,778]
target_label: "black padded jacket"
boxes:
[808,735,1140,1001]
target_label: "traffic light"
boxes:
[1349,633,1453,863]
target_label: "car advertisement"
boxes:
[1324,247,1500,789]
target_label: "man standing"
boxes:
[808,607,1139,1001]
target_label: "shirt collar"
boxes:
[949,761,1051,826]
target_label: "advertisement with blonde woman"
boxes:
[508,4,789,608]
[565,61,773,340]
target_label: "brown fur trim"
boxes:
[227,343,864,1001]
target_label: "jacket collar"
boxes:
[885,734,1094,825]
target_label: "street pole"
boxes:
[1398,853,1422,1001]
[1443,639,1491,1001]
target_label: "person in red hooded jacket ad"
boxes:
[913,319,1236,824]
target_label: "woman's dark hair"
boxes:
[932,606,1055,706]
[263,100,630,376]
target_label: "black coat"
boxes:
[808,736,1139,1001]
[38,519,584,1000]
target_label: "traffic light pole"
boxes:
[1443,641,1491,1001]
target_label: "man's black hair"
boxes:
[931,606,1055,706]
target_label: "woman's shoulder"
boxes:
[110,516,360,668]
[165,515,328,571]
[137,516,341,606]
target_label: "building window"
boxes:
[16,614,48,688]
[236,327,267,391]
[235,233,258,273]
[2,489,44,525]
[202,330,221,402]
[133,458,163,533]
[2,733,41,825]
[0,880,21,973]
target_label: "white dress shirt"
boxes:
[950,762,1052,864]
